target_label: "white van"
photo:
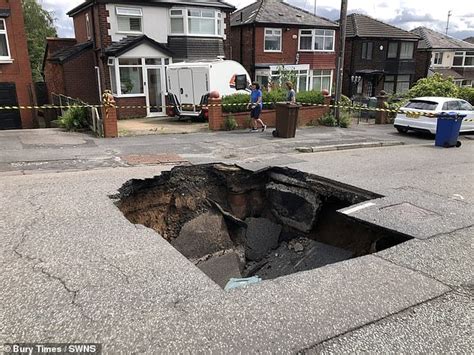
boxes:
[165,59,251,120]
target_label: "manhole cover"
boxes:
[381,202,439,220]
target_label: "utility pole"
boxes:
[334,0,348,123]
[445,10,452,35]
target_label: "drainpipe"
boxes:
[252,23,256,80]
[95,66,102,100]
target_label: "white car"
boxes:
[394,97,474,134]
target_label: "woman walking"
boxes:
[286,81,296,104]
[248,82,267,132]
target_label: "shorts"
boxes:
[250,105,262,119]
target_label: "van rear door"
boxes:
[178,69,194,110]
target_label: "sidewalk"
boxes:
[117,116,209,136]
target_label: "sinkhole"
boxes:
[114,164,412,289]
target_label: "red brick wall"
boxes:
[43,62,65,100]
[255,27,299,65]
[63,50,100,104]
[231,25,255,76]
[73,8,93,43]
[414,50,431,83]
[299,52,337,70]
[223,11,232,59]
[0,0,34,128]
[114,96,147,120]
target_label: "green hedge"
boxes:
[458,87,474,105]
[222,89,326,113]
[296,90,324,105]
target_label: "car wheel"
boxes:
[396,126,409,134]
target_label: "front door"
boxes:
[145,67,165,116]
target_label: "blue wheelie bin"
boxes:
[435,112,465,148]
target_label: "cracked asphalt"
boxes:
[0,126,472,353]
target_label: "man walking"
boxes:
[248,82,267,132]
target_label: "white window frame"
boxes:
[85,13,92,40]
[0,18,12,61]
[116,6,143,34]
[311,69,333,93]
[169,8,223,37]
[452,51,474,67]
[432,52,443,66]
[264,28,282,52]
[298,29,335,52]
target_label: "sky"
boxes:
[40,0,474,40]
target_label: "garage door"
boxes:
[0,83,22,129]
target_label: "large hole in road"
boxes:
[114,164,412,289]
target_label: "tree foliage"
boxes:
[21,0,57,81]
[407,73,459,99]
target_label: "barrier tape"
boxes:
[1,102,473,121]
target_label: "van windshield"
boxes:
[405,100,438,111]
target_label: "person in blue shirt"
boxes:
[248,82,267,132]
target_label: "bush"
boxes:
[223,115,238,131]
[222,93,250,113]
[319,112,337,127]
[57,106,88,131]
[407,73,459,98]
[296,90,324,105]
[339,111,352,128]
[458,87,474,105]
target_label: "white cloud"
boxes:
[42,0,474,40]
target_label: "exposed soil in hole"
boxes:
[114,164,412,289]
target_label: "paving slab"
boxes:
[375,225,474,287]
[340,186,474,240]
[310,289,473,354]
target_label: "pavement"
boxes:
[0,124,472,353]
[117,116,209,136]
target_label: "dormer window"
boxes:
[0,19,11,60]
[116,7,142,33]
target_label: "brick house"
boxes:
[230,0,339,93]
[343,14,420,98]
[412,27,474,88]
[43,0,234,119]
[0,0,34,129]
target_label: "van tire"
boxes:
[395,125,409,133]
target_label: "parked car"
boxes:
[394,97,474,134]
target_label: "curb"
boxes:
[296,141,404,153]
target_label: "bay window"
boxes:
[0,19,11,60]
[264,28,282,52]
[299,29,335,52]
[169,8,222,36]
[116,7,142,33]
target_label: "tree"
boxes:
[21,0,57,81]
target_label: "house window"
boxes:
[118,58,144,95]
[312,69,332,92]
[298,29,335,52]
[0,19,11,59]
[387,42,398,58]
[361,42,373,60]
[170,9,184,34]
[396,74,411,93]
[433,52,443,65]
[116,7,142,33]
[170,8,222,36]
[399,42,414,59]
[264,28,282,52]
[188,9,216,35]
[383,75,395,94]
[85,13,92,40]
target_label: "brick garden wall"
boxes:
[114,96,147,120]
